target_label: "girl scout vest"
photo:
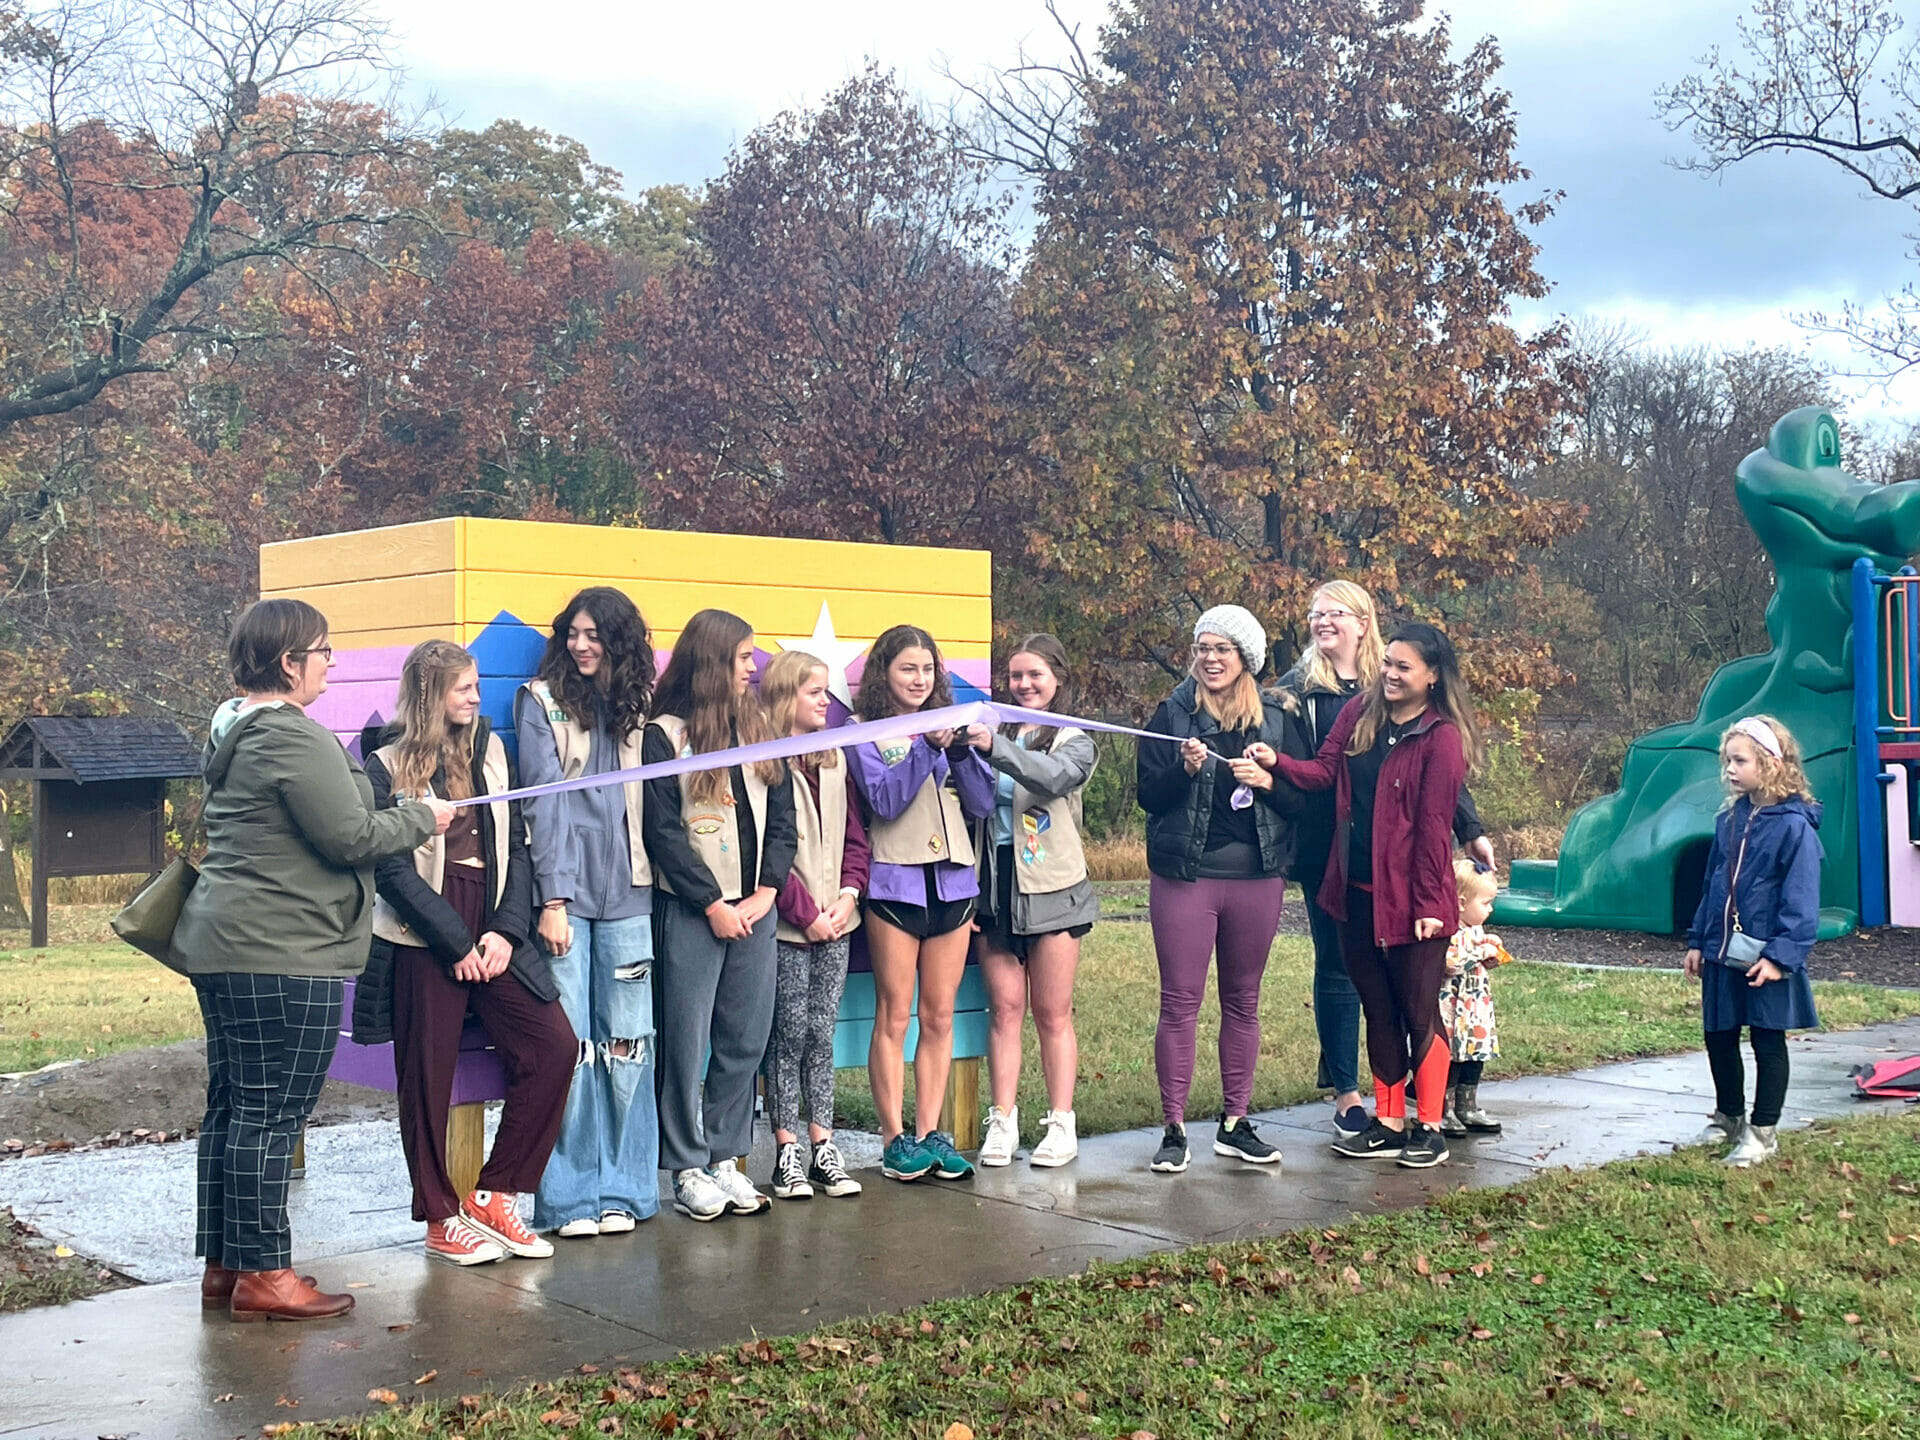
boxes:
[518,679,651,888]
[778,759,864,945]
[648,713,769,901]
[867,739,979,869]
[1007,726,1091,895]
[370,731,511,946]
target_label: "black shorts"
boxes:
[865,865,976,940]
[976,845,1093,962]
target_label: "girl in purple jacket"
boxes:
[1684,716,1823,1168]
[846,625,995,1184]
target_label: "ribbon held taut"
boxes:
[454,700,1189,808]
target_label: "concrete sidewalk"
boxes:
[3,1018,1916,1440]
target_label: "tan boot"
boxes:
[228,1268,354,1322]
[202,1262,315,1309]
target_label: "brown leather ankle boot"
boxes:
[203,1262,319,1308]
[228,1268,354,1322]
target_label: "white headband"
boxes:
[1732,717,1782,759]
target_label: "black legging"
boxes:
[1704,1026,1788,1127]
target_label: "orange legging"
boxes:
[1337,887,1453,1126]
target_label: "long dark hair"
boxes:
[854,624,953,720]
[537,586,654,742]
[997,633,1072,753]
[1346,621,1483,772]
[649,608,781,803]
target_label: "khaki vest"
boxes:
[867,739,979,868]
[647,714,769,901]
[1006,726,1091,895]
[520,679,651,888]
[778,759,864,944]
[370,732,512,946]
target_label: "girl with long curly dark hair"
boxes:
[514,586,661,1238]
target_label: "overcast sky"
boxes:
[385,0,1920,424]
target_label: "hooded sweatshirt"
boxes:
[169,701,437,977]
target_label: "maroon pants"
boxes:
[1336,887,1450,1092]
[392,866,576,1222]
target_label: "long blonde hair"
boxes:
[761,650,841,778]
[1720,715,1816,808]
[1188,660,1263,733]
[390,640,479,801]
[1298,580,1385,692]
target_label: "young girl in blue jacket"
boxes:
[1684,715,1823,1168]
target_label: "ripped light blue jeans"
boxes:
[531,913,659,1229]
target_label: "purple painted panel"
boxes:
[327,644,415,684]
[328,979,510,1103]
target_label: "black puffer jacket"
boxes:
[1137,678,1309,882]
[350,719,555,1045]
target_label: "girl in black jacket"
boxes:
[363,640,576,1267]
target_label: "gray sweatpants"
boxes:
[654,896,778,1173]
[763,936,851,1134]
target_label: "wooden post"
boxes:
[291,1126,306,1180]
[29,777,46,949]
[446,1102,486,1198]
[945,1056,981,1152]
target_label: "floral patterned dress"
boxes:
[1440,924,1510,1062]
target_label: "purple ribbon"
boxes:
[455,700,1182,808]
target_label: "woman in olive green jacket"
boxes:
[173,599,453,1323]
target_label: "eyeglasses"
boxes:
[1192,643,1239,659]
[289,645,334,661]
[1306,608,1356,623]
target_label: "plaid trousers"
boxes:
[193,973,342,1272]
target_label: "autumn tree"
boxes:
[986,0,1576,702]
[1660,0,1920,372]
[634,67,1019,546]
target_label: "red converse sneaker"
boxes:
[425,1215,506,1267]
[461,1190,555,1259]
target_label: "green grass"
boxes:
[0,906,198,1073]
[290,1110,1920,1439]
[832,922,1920,1143]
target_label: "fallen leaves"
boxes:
[412,1369,437,1386]
[366,1388,399,1405]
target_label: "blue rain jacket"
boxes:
[1685,795,1822,1033]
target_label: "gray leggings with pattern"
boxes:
[763,937,852,1133]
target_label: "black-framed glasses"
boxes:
[288,645,334,661]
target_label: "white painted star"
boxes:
[780,602,868,711]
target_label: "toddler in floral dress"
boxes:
[1440,859,1511,1137]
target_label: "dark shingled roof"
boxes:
[0,716,202,783]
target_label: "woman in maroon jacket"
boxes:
[1257,622,1478,1169]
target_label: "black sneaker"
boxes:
[1331,1118,1408,1159]
[1150,1123,1189,1173]
[1397,1123,1450,1169]
[1213,1115,1281,1165]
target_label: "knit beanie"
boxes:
[1193,605,1268,675]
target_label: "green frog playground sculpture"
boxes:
[1496,406,1920,939]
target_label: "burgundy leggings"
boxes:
[1148,872,1287,1126]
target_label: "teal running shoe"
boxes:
[919,1129,975,1180]
[881,1132,935,1181]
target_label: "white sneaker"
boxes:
[1694,1110,1742,1147]
[597,1210,636,1234]
[979,1105,1019,1167]
[671,1167,728,1222]
[555,1216,600,1238]
[707,1157,771,1214]
[1030,1110,1078,1168]
[1722,1122,1779,1168]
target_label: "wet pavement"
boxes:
[3,1017,1916,1440]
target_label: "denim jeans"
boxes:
[1305,886,1363,1097]
[531,913,659,1229]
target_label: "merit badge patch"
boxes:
[689,813,725,838]
[1020,808,1051,865]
